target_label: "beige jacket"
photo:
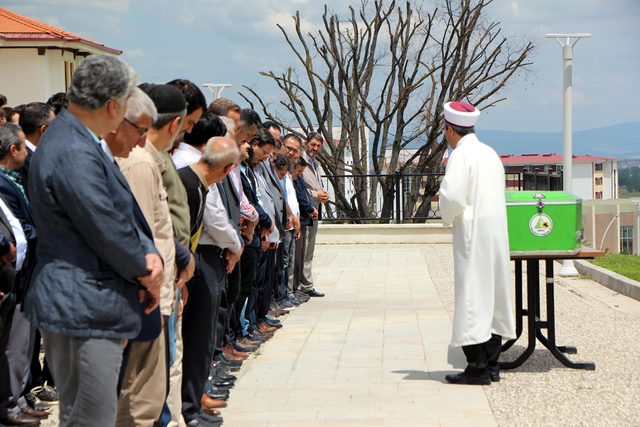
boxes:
[118,143,176,316]
[302,151,324,202]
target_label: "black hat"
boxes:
[141,84,187,114]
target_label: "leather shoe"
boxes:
[0,413,41,426]
[489,371,500,382]
[294,291,310,302]
[21,408,49,419]
[232,340,258,353]
[223,344,249,360]
[263,318,282,328]
[200,394,227,409]
[209,366,237,382]
[236,337,261,348]
[257,321,277,333]
[205,389,229,401]
[305,288,325,297]
[214,353,243,367]
[445,371,490,385]
[187,412,223,427]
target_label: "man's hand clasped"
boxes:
[137,253,164,314]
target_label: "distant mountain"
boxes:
[479,122,640,159]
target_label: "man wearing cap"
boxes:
[439,101,515,385]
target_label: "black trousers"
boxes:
[274,244,286,301]
[232,246,259,338]
[26,329,55,392]
[215,257,240,351]
[256,248,276,321]
[181,246,226,423]
[461,334,502,376]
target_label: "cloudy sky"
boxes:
[4,0,639,132]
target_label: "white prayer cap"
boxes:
[443,101,480,128]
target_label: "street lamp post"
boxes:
[202,83,231,100]
[545,33,591,276]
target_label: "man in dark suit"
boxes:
[0,124,45,426]
[23,55,163,427]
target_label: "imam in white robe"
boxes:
[439,133,516,347]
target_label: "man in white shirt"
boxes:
[172,113,228,169]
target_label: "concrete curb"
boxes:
[316,223,452,245]
[574,259,640,302]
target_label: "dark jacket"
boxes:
[24,109,158,339]
[240,165,272,248]
[294,175,315,227]
[178,165,208,244]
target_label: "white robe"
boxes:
[439,133,516,346]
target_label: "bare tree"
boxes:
[242,0,534,223]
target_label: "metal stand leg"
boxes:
[501,259,539,369]
[536,260,596,370]
[501,260,523,352]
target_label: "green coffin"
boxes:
[505,191,583,255]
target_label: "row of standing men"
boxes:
[0,54,328,427]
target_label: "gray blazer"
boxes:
[302,151,324,209]
[256,161,285,237]
[24,109,157,339]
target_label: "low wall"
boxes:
[315,223,452,245]
[574,260,640,302]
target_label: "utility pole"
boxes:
[545,33,591,276]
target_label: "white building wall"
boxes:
[571,162,594,200]
[602,160,617,199]
[0,49,50,105]
[1,48,88,106]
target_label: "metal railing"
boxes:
[318,172,524,223]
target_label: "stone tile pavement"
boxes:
[224,244,640,427]
[223,245,496,427]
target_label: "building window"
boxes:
[595,163,603,172]
[621,225,633,254]
[595,177,603,186]
[64,61,75,91]
[595,191,603,199]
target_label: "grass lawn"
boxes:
[590,252,640,282]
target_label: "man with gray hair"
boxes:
[24,54,164,427]
[103,87,157,159]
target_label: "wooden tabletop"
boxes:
[510,247,605,260]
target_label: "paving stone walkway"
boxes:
[225,243,640,427]
[223,245,495,427]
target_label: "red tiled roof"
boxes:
[0,6,120,54]
[499,153,617,165]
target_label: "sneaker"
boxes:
[34,384,58,403]
[24,391,52,412]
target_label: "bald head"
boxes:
[199,136,239,184]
